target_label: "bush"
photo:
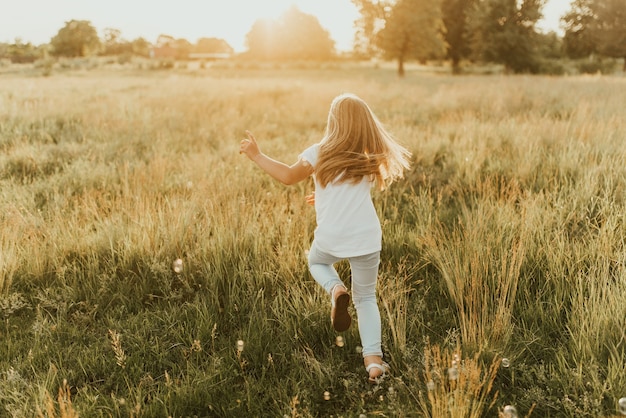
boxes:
[536,59,567,75]
[577,58,619,74]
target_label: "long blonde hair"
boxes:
[315,93,411,190]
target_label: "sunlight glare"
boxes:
[0,0,359,52]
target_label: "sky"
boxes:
[0,0,572,52]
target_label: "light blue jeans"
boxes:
[307,241,382,358]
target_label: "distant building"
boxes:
[187,52,232,60]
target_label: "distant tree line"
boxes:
[1,0,624,74]
[0,19,233,65]
[353,0,626,75]
[562,0,626,70]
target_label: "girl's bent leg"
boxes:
[307,241,343,295]
[349,252,382,358]
[308,242,352,331]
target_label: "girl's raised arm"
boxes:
[239,130,313,186]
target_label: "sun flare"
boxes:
[0,0,359,52]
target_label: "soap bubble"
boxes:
[448,366,459,381]
[323,391,330,401]
[502,358,510,368]
[173,258,183,273]
[619,397,626,415]
[335,336,344,347]
[355,345,363,354]
[503,405,518,418]
[426,380,435,391]
[236,340,244,352]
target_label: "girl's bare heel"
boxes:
[364,356,389,384]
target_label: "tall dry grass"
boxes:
[425,192,527,352]
[419,344,502,418]
[1,66,625,416]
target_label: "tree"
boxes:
[594,0,626,68]
[5,39,40,63]
[100,29,151,60]
[536,31,564,60]
[279,6,335,60]
[50,20,100,57]
[131,37,151,58]
[245,6,335,60]
[562,0,597,58]
[378,0,446,76]
[245,19,277,60]
[352,0,390,58]
[101,28,131,56]
[563,0,626,70]
[352,0,446,76]
[442,0,476,73]
[194,38,233,55]
[468,0,544,73]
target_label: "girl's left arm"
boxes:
[240,130,313,185]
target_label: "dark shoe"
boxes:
[330,285,351,332]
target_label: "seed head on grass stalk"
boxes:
[37,379,78,418]
[108,329,127,369]
[419,343,500,418]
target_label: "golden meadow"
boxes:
[1,63,625,417]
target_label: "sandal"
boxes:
[330,284,351,332]
[366,362,389,384]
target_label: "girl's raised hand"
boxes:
[239,130,261,160]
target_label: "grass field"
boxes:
[1,63,625,417]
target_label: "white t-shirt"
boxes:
[300,143,382,257]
